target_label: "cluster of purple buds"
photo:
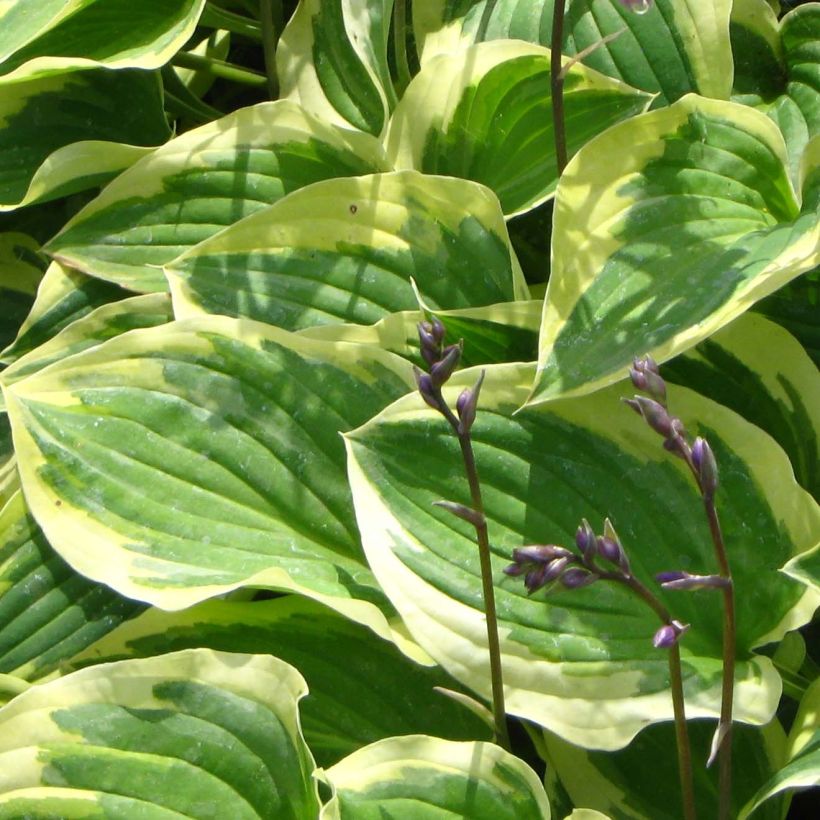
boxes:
[504,518,631,595]
[414,317,483,436]
[625,355,718,501]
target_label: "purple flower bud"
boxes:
[575,519,596,560]
[653,619,689,648]
[629,355,667,405]
[456,371,485,435]
[656,570,687,584]
[417,322,440,366]
[603,527,628,576]
[429,342,462,387]
[657,570,730,591]
[560,567,598,589]
[653,624,678,648]
[691,437,718,500]
[511,544,574,565]
[597,536,621,564]
[433,500,484,528]
[413,367,439,410]
[624,395,676,437]
[521,556,571,594]
[430,317,446,344]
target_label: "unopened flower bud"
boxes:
[561,567,598,589]
[601,518,630,574]
[653,619,689,648]
[456,371,485,435]
[430,342,462,387]
[433,500,484,528]
[691,437,718,500]
[429,317,445,343]
[630,355,666,405]
[575,519,596,560]
[624,396,676,437]
[657,570,730,591]
[413,367,439,410]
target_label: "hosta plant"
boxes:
[0,1,818,818]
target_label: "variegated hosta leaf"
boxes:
[414,0,732,108]
[0,491,144,687]
[70,596,490,767]
[167,172,529,330]
[755,265,820,368]
[0,649,320,818]
[345,364,819,749]
[320,735,551,819]
[531,94,820,405]
[0,261,130,366]
[384,40,651,216]
[298,300,542,368]
[731,0,820,185]
[0,417,17,510]
[739,678,820,819]
[0,0,206,83]
[781,543,820,595]
[664,312,820,499]
[0,293,173,394]
[0,69,168,212]
[543,720,786,820]
[4,316,426,657]
[278,0,396,136]
[46,100,389,293]
[0,233,43,352]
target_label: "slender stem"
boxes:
[668,643,697,820]
[704,498,735,820]
[621,575,697,820]
[170,52,267,87]
[436,395,510,752]
[259,0,280,99]
[393,0,412,95]
[551,0,568,175]
[476,0,498,41]
[200,4,262,40]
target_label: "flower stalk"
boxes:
[415,318,510,751]
[627,355,735,820]
[504,519,697,820]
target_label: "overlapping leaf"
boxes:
[0,0,206,83]
[739,679,820,818]
[346,363,819,748]
[0,649,320,818]
[0,491,144,687]
[542,720,786,819]
[754,266,820,367]
[664,312,820,499]
[167,172,529,330]
[531,94,820,404]
[0,261,130,366]
[414,0,732,107]
[70,596,490,767]
[0,69,167,211]
[4,316,428,658]
[298,300,541,368]
[46,100,389,292]
[278,0,396,136]
[320,736,551,819]
[0,233,43,351]
[0,293,173,394]
[731,0,820,185]
[384,40,651,215]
